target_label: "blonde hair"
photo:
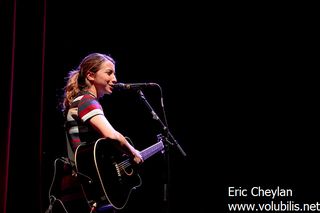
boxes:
[62,53,115,112]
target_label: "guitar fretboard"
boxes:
[141,141,164,160]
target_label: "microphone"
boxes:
[113,82,158,90]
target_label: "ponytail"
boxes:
[63,70,81,112]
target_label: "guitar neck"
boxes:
[141,141,164,160]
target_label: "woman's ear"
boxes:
[86,71,95,81]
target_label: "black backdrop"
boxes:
[42,2,211,212]
[1,1,318,213]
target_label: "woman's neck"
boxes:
[86,88,97,98]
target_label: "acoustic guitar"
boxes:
[74,136,165,210]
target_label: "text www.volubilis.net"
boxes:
[228,201,320,212]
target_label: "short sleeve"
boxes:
[78,94,104,122]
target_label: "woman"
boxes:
[58,52,143,213]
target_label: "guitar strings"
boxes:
[117,143,163,169]
[118,159,130,168]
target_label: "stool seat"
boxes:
[96,203,114,213]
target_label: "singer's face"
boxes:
[93,60,117,97]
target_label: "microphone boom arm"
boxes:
[138,90,187,157]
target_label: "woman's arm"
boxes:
[89,114,144,164]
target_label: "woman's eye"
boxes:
[106,70,113,75]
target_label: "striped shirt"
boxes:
[66,91,104,152]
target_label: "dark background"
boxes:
[1,1,318,213]
[43,2,212,212]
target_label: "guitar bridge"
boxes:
[114,163,122,180]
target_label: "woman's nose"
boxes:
[113,76,117,83]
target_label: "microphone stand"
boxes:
[137,90,187,213]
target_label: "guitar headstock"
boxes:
[156,134,165,142]
[156,134,166,154]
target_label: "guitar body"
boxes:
[75,138,142,210]
[75,136,165,210]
